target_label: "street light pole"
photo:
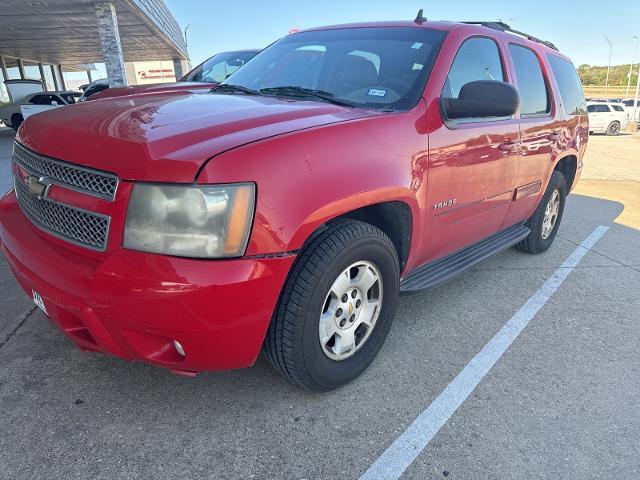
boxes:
[184,24,190,50]
[631,64,640,127]
[626,36,639,98]
[603,34,613,97]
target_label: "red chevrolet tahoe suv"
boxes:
[0,17,587,391]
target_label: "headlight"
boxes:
[124,183,255,258]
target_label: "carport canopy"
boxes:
[0,0,188,88]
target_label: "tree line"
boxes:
[578,64,639,86]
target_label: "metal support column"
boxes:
[0,56,8,81]
[38,63,47,90]
[50,65,60,91]
[17,58,25,79]
[56,65,66,90]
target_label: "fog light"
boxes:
[173,340,186,357]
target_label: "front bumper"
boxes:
[0,191,294,372]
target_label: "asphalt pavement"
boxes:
[1,126,639,479]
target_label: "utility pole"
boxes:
[631,64,640,127]
[626,36,639,98]
[603,34,613,97]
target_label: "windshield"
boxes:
[222,27,446,111]
[60,92,81,104]
[182,51,258,83]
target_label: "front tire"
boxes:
[516,171,567,254]
[263,220,400,391]
[10,113,23,131]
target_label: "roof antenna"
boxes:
[414,9,427,24]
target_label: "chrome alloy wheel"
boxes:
[609,122,620,135]
[541,189,560,239]
[318,261,383,361]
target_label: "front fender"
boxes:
[196,109,429,256]
[287,186,420,251]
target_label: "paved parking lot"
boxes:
[1,125,639,479]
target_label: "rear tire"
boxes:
[10,113,23,131]
[605,121,620,136]
[516,171,567,254]
[263,220,400,391]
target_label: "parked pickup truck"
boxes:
[0,16,587,391]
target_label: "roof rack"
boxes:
[461,21,559,51]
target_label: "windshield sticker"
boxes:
[368,88,387,97]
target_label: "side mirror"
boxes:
[441,80,519,120]
[50,100,59,106]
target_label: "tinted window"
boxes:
[509,44,550,116]
[83,83,109,99]
[184,51,258,83]
[622,99,637,107]
[444,37,504,99]
[547,54,586,115]
[29,94,57,105]
[611,104,624,112]
[224,27,447,111]
[588,104,610,113]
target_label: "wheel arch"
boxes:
[553,154,578,191]
[290,189,418,272]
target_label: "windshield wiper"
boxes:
[211,84,261,95]
[259,86,356,107]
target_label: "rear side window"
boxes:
[508,44,550,116]
[611,104,624,112]
[587,104,610,113]
[444,37,504,98]
[547,54,586,115]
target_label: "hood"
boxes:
[92,82,214,101]
[18,91,376,183]
[4,79,44,102]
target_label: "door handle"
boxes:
[498,140,520,152]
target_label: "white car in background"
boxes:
[586,102,629,135]
[621,98,640,123]
[0,79,81,130]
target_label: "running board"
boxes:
[400,224,530,293]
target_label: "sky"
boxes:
[165,0,640,69]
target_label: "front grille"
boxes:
[14,174,110,252]
[13,142,119,201]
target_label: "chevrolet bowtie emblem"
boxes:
[348,303,353,315]
[24,175,51,198]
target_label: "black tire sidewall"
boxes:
[299,236,399,390]
[11,114,23,130]
[531,172,567,251]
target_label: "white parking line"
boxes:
[360,225,610,480]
